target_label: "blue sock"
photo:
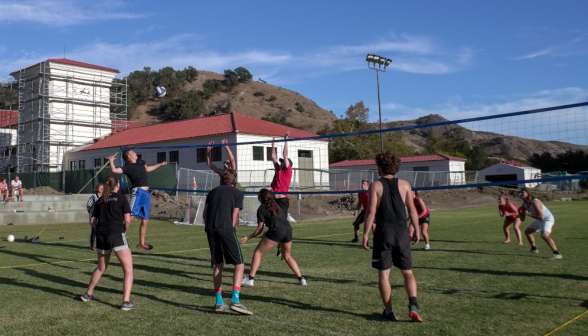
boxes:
[215,290,223,305]
[232,286,240,303]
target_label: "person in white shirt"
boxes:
[10,176,24,201]
[518,187,561,259]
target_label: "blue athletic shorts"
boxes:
[130,188,151,220]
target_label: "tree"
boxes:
[344,101,369,123]
[466,145,488,170]
[226,100,232,112]
[234,67,252,82]
[223,69,238,89]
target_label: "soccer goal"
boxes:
[175,195,259,226]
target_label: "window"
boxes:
[197,147,221,163]
[94,158,101,168]
[70,161,77,170]
[79,160,85,169]
[157,152,166,163]
[253,146,264,161]
[169,151,179,164]
[298,150,312,158]
[266,147,273,161]
[413,166,429,172]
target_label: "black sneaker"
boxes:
[229,302,253,315]
[276,245,282,258]
[121,301,139,310]
[80,293,93,302]
[382,309,398,321]
[215,303,228,312]
[350,238,358,243]
[137,243,153,250]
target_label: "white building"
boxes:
[63,112,330,190]
[0,110,18,171]
[329,154,468,189]
[477,160,541,188]
[9,59,126,172]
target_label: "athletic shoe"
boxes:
[408,304,423,322]
[528,248,539,253]
[424,244,430,250]
[382,309,398,321]
[349,238,358,243]
[276,245,282,258]
[242,276,255,286]
[80,293,93,302]
[550,253,563,259]
[136,243,153,250]
[229,302,253,315]
[120,301,139,310]
[287,213,296,223]
[298,277,307,286]
[215,303,228,312]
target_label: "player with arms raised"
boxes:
[270,132,293,256]
[107,149,167,250]
[363,151,422,322]
[207,139,237,185]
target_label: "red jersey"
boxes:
[271,163,293,196]
[414,195,429,219]
[358,192,369,211]
[499,202,518,219]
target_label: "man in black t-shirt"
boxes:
[203,169,252,316]
[107,149,167,251]
[363,151,422,322]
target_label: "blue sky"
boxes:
[1,0,587,124]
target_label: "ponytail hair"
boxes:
[258,188,280,217]
[102,175,119,203]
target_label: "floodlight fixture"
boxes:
[384,58,392,67]
[365,53,393,151]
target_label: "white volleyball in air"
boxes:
[155,86,167,98]
[7,235,15,242]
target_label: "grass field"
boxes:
[1,202,587,335]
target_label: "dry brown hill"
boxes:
[130,70,336,133]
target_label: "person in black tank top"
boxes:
[363,151,423,322]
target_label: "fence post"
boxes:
[346,172,350,191]
[33,171,37,188]
[62,170,66,193]
[297,193,301,215]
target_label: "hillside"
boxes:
[130,70,337,133]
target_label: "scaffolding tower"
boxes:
[10,59,127,172]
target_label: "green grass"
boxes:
[1,202,587,335]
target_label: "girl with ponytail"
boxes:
[240,189,306,286]
[81,175,138,310]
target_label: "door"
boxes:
[298,150,314,190]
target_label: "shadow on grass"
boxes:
[295,238,363,249]
[415,266,588,281]
[414,248,535,257]
[0,248,64,265]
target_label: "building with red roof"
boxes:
[478,160,540,188]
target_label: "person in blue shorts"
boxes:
[107,149,167,250]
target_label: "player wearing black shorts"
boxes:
[363,151,422,322]
[351,179,370,243]
[80,175,137,310]
[241,189,306,287]
[409,190,432,250]
[203,169,252,315]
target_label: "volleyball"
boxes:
[155,86,167,98]
[7,235,14,242]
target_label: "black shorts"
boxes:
[264,228,293,243]
[352,211,366,230]
[371,226,412,271]
[274,197,290,215]
[95,232,129,255]
[419,214,430,226]
[206,228,244,267]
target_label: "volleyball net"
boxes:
[131,102,588,199]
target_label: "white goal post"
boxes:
[174,195,259,226]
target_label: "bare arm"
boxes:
[354,195,362,216]
[271,137,278,165]
[222,139,236,170]
[123,213,131,232]
[506,203,518,217]
[106,155,123,174]
[404,183,420,245]
[283,132,290,168]
[146,161,167,172]
[416,197,427,218]
[362,181,380,251]
[241,222,265,244]
[87,206,91,212]
[207,141,223,175]
[232,208,240,228]
[90,217,97,229]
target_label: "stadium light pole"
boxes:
[366,54,392,152]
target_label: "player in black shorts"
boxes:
[363,151,422,322]
[240,189,306,287]
[203,169,252,315]
[80,175,137,310]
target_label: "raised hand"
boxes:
[222,139,228,146]
[207,141,214,152]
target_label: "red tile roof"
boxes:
[0,110,18,128]
[10,58,120,76]
[499,160,530,167]
[329,154,467,167]
[111,120,146,133]
[81,113,321,151]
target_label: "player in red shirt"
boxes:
[350,179,370,243]
[270,132,292,257]
[409,190,431,250]
[498,196,523,245]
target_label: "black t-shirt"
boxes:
[121,162,149,188]
[257,203,291,231]
[92,192,131,235]
[205,185,244,230]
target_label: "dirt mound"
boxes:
[146,190,187,221]
[26,186,62,195]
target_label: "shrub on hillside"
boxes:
[295,102,304,112]
[267,95,277,102]
[253,92,265,97]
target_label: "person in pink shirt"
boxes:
[350,179,370,243]
[270,132,292,257]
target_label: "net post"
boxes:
[297,193,301,215]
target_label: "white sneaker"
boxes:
[528,248,539,253]
[242,276,254,286]
[298,277,307,286]
[549,254,563,259]
[424,244,430,250]
[287,213,296,223]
